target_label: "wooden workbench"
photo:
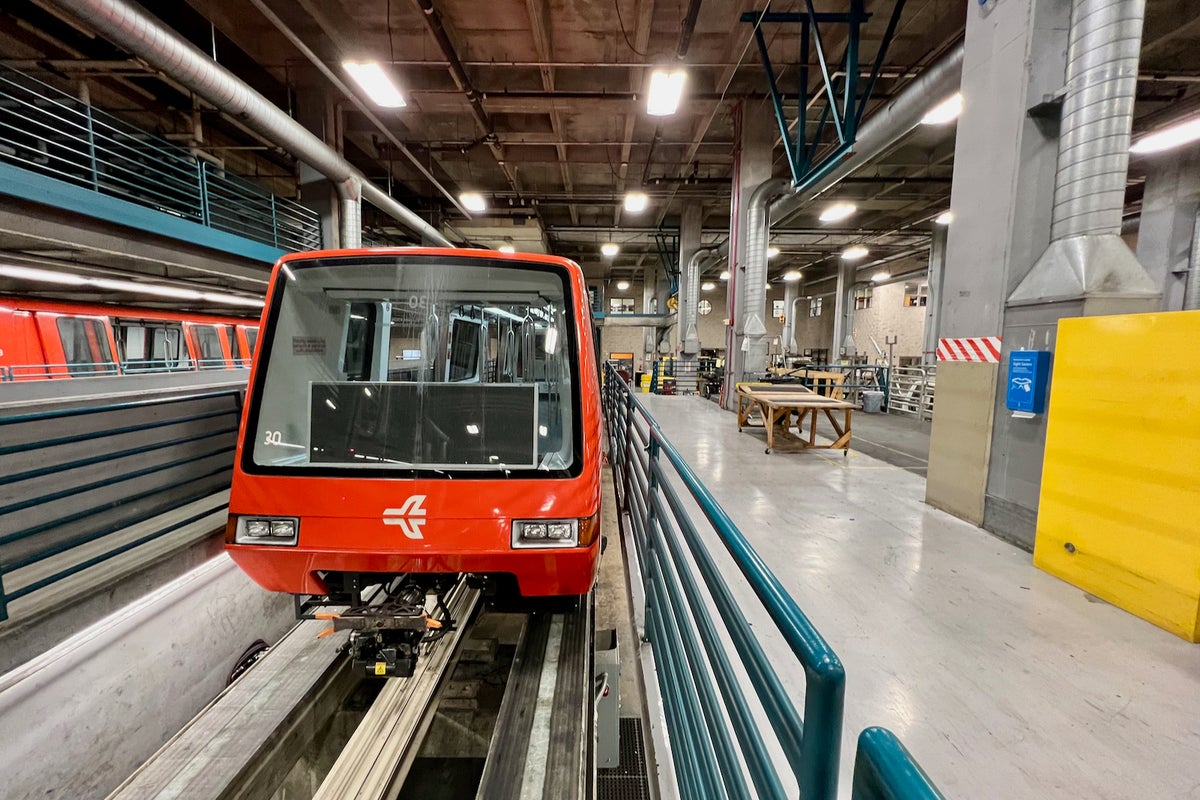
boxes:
[735,382,854,454]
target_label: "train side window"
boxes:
[191,325,225,369]
[446,317,482,381]
[152,327,185,369]
[341,303,375,381]
[223,326,238,362]
[244,327,259,356]
[57,317,113,375]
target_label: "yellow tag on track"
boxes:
[374,662,387,676]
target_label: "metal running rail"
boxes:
[602,363,945,800]
[0,64,321,252]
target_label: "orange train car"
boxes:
[0,297,260,378]
[225,248,603,620]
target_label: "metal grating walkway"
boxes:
[597,718,652,800]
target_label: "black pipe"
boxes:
[677,0,704,59]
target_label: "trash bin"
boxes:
[862,390,884,413]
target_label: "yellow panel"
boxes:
[1034,311,1200,641]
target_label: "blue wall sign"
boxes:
[1006,350,1052,414]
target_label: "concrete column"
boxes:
[676,203,702,393]
[722,102,775,406]
[926,0,1070,534]
[1135,148,1200,311]
[922,225,948,363]
[295,92,341,249]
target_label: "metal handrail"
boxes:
[603,362,947,800]
[0,64,321,252]
[603,362,845,799]
[887,365,936,421]
[851,728,946,800]
[1,359,251,382]
[765,363,891,407]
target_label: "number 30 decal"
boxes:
[263,430,283,446]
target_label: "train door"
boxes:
[113,319,189,373]
[32,312,117,377]
[235,325,259,363]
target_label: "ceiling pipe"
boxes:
[769,44,965,226]
[250,0,468,218]
[677,0,704,59]
[413,0,523,196]
[43,0,450,247]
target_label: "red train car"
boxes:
[224,248,603,675]
[0,298,260,379]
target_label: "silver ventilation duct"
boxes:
[45,0,451,248]
[1009,0,1156,306]
[682,245,720,354]
[1186,211,1200,311]
[743,178,792,375]
[782,280,799,355]
[769,46,964,226]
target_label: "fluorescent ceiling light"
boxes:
[342,61,407,108]
[767,246,780,259]
[719,270,730,280]
[934,211,954,226]
[601,242,619,257]
[647,69,686,116]
[616,280,630,290]
[701,281,715,291]
[783,270,802,282]
[872,270,890,282]
[459,192,487,213]
[841,245,869,260]
[0,265,263,306]
[921,93,963,125]
[0,265,88,285]
[624,192,649,213]
[1130,116,1200,154]
[819,202,857,222]
[498,244,516,254]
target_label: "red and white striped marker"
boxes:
[937,336,1002,363]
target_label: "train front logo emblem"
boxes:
[382,495,427,539]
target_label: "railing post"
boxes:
[198,160,211,227]
[0,572,7,622]
[82,97,100,192]
[270,194,279,247]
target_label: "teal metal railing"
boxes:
[0,64,320,252]
[604,362,845,799]
[852,729,946,800]
[602,362,946,799]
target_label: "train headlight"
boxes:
[232,516,299,546]
[512,519,577,548]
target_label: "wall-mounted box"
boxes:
[1006,349,1051,414]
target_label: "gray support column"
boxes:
[927,0,1070,530]
[722,103,775,407]
[1135,148,1200,311]
[922,226,948,363]
[641,265,656,374]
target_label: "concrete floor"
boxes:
[847,411,931,475]
[636,394,1200,799]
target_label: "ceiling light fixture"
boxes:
[0,265,264,307]
[921,93,963,125]
[719,270,730,280]
[934,211,954,226]
[783,270,802,282]
[459,192,487,213]
[1130,116,1200,154]
[617,280,630,291]
[819,202,857,222]
[841,245,869,260]
[624,191,649,212]
[767,246,780,258]
[601,242,619,257]
[647,69,686,116]
[701,281,715,291]
[341,61,407,108]
[872,271,890,283]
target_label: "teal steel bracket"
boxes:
[742,1,907,189]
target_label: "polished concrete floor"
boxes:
[635,394,1200,799]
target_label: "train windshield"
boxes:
[249,255,579,475]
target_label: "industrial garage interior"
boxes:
[0,0,1198,798]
